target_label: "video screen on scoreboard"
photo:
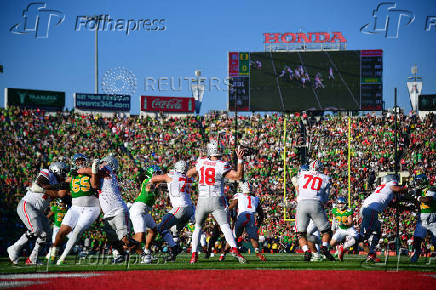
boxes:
[228,50,383,111]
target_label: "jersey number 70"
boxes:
[302,174,323,191]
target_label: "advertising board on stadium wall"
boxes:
[74,93,130,112]
[140,96,195,112]
[5,88,65,111]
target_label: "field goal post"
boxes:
[283,113,353,222]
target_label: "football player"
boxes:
[48,154,101,265]
[295,160,335,261]
[330,196,359,261]
[129,165,160,264]
[410,174,436,262]
[7,162,69,265]
[359,174,407,263]
[45,199,68,260]
[79,155,141,263]
[186,141,247,264]
[222,181,266,261]
[149,160,195,261]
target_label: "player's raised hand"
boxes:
[236,146,245,160]
[92,159,100,174]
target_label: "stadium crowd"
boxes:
[0,106,434,255]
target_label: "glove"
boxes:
[92,159,100,174]
[31,182,44,193]
[70,167,78,176]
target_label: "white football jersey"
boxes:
[362,180,397,212]
[23,169,58,211]
[234,193,260,215]
[99,166,127,218]
[296,170,331,203]
[195,157,232,197]
[167,171,193,208]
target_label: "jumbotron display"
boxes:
[228,50,383,111]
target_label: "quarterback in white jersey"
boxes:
[225,181,266,261]
[360,174,407,262]
[150,160,194,261]
[186,141,246,264]
[8,162,69,265]
[295,160,335,262]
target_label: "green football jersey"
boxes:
[135,177,156,207]
[69,174,96,198]
[332,207,353,230]
[420,187,436,214]
[51,205,67,227]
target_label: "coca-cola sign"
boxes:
[141,96,195,112]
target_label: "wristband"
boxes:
[238,159,243,164]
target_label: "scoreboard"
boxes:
[228,52,250,111]
[360,50,383,111]
[228,49,384,112]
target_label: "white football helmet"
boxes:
[49,162,70,180]
[174,160,187,174]
[238,181,250,194]
[309,160,323,172]
[381,174,399,184]
[207,140,222,157]
[102,155,119,172]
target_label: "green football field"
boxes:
[1,253,435,273]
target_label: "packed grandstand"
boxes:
[0,106,434,258]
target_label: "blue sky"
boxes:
[0,0,435,114]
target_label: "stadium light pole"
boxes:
[85,15,102,94]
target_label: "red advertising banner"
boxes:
[141,96,195,112]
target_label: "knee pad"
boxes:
[297,232,307,239]
[36,234,48,245]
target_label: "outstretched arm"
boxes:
[224,147,245,180]
[186,167,197,178]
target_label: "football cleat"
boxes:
[190,252,198,264]
[410,250,421,263]
[304,251,312,262]
[230,247,247,264]
[320,247,336,261]
[256,253,267,261]
[338,245,344,262]
[218,253,226,262]
[56,258,65,265]
[7,246,19,265]
[365,253,381,263]
[141,253,152,264]
[310,252,324,262]
[112,254,125,264]
[26,257,43,265]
